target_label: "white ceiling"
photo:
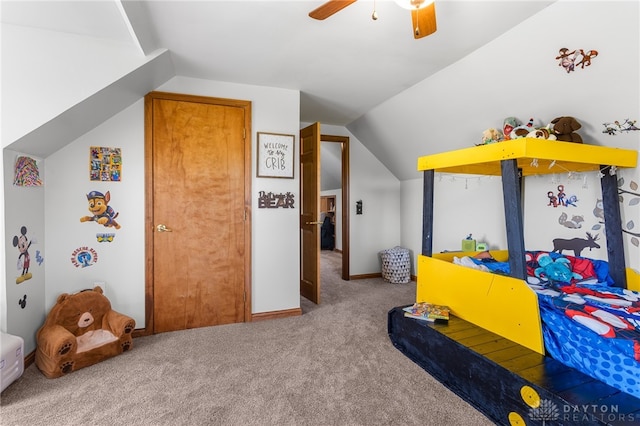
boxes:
[1,0,554,126]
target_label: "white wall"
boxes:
[3,150,46,353]
[317,124,402,275]
[349,1,640,181]
[397,1,639,275]
[156,76,301,314]
[44,101,146,324]
[1,24,153,148]
[401,175,508,274]
[40,77,301,343]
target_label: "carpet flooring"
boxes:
[0,251,492,426]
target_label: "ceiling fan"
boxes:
[309,0,437,39]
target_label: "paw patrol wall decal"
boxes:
[80,191,121,229]
[70,246,98,268]
[13,226,37,284]
[89,146,122,182]
[96,233,115,243]
[555,48,598,73]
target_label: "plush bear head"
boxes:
[550,116,583,143]
[45,286,112,337]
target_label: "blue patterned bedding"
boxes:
[467,252,640,398]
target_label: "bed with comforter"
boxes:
[462,251,640,398]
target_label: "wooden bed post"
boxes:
[422,169,435,257]
[500,160,526,280]
[600,165,627,288]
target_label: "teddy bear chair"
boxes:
[35,286,135,379]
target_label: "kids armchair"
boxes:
[35,286,135,378]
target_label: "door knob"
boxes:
[156,224,172,232]
[305,221,322,225]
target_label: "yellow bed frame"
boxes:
[416,138,638,355]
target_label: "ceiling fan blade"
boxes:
[309,0,358,20]
[411,2,437,39]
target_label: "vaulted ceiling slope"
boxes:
[2,1,553,158]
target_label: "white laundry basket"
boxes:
[380,246,411,284]
[1,332,24,392]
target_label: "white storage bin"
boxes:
[380,246,411,284]
[1,332,25,392]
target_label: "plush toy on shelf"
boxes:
[526,126,557,140]
[510,118,536,139]
[550,116,583,143]
[479,128,504,145]
[502,117,521,140]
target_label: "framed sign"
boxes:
[257,132,295,179]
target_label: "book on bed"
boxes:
[403,302,450,321]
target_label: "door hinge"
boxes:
[243,128,246,139]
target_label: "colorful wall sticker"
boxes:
[96,233,115,243]
[546,184,578,208]
[602,119,639,135]
[555,48,598,73]
[12,226,36,284]
[70,246,98,268]
[90,146,122,182]
[80,191,121,229]
[14,156,43,187]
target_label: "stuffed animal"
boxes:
[503,117,521,140]
[550,116,583,143]
[510,118,536,139]
[480,128,503,145]
[35,286,135,378]
[526,126,557,140]
[534,253,582,284]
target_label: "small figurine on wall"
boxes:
[13,225,35,284]
[80,191,121,229]
[555,48,598,73]
[602,119,640,135]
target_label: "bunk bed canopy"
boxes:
[417,138,637,176]
[415,138,638,354]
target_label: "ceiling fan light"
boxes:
[394,0,434,10]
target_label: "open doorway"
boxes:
[320,135,349,281]
[300,124,349,305]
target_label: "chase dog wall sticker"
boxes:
[555,48,598,73]
[80,191,121,229]
[13,225,37,284]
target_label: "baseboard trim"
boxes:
[24,350,35,369]
[350,273,382,280]
[350,273,417,282]
[252,307,302,321]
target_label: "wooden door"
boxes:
[300,122,321,303]
[145,92,251,334]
